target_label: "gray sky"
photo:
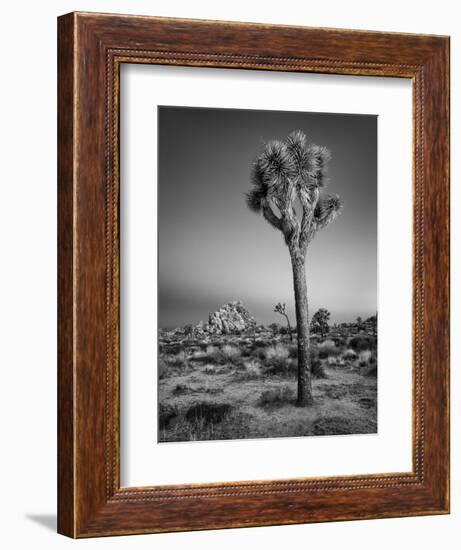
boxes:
[158,106,377,328]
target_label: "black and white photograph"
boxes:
[157,105,378,443]
[1,0,454,546]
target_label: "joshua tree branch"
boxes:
[261,200,283,231]
[300,193,343,248]
[299,186,320,253]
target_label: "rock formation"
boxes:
[196,301,256,335]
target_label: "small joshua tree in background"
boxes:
[246,130,342,406]
[311,308,331,340]
[274,302,293,342]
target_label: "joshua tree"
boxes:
[311,308,331,340]
[246,130,342,406]
[274,302,293,341]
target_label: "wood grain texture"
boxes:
[57,13,75,538]
[57,11,450,538]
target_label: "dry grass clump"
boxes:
[185,401,233,425]
[158,403,178,430]
[199,344,243,366]
[191,349,207,361]
[203,364,217,375]
[310,347,327,378]
[159,351,189,378]
[264,343,289,361]
[317,339,340,359]
[168,350,188,367]
[241,360,262,379]
[349,335,376,352]
[257,386,294,407]
[221,344,241,359]
[158,358,168,379]
[203,345,224,364]
[262,343,295,376]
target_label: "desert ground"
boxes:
[158,308,377,443]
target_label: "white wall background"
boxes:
[0,1,457,548]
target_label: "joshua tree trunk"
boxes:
[274,302,293,342]
[291,253,313,406]
[246,130,342,407]
[284,314,293,342]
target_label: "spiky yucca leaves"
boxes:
[285,130,330,190]
[313,193,343,231]
[246,130,341,255]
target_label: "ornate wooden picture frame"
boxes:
[57,12,450,538]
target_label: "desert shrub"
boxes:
[221,344,241,360]
[327,355,344,366]
[359,397,376,408]
[158,358,168,379]
[202,344,243,366]
[172,383,189,395]
[203,363,233,375]
[310,347,327,378]
[277,358,298,377]
[167,350,188,368]
[252,339,267,348]
[332,337,346,348]
[358,350,372,367]
[158,403,178,430]
[203,364,217,375]
[242,360,262,379]
[203,345,225,364]
[191,349,207,361]
[257,386,294,407]
[185,402,233,425]
[322,385,348,400]
[364,352,377,376]
[265,343,289,362]
[317,339,340,359]
[365,362,377,376]
[263,343,292,376]
[349,335,376,352]
[343,348,358,361]
[251,347,266,360]
[269,322,282,334]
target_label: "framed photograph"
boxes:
[58,12,450,537]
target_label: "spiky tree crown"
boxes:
[246,130,342,256]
